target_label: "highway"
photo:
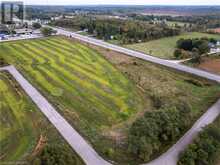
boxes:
[52,26,220,83]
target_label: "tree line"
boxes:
[131,14,220,32]
[50,17,181,44]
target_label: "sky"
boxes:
[2,0,220,6]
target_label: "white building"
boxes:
[210,48,220,54]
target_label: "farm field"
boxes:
[0,36,220,164]
[0,71,84,164]
[125,32,220,59]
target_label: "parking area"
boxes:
[0,33,42,42]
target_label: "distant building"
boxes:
[208,41,220,54]
[210,48,220,54]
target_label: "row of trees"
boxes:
[178,118,220,165]
[50,17,181,44]
[128,102,192,161]
[132,14,220,32]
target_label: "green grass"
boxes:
[125,32,220,59]
[0,72,84,164]
[0,36,219,164]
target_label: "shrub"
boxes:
[38,144,80,165]
[105,148,115,157]
[184,79,204,87]
[40,27,57,36]
[128,106,191,161]
[174,49,182,59]
[150,94,163,109]
[32,22,42,29]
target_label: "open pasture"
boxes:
[125,32,220,59]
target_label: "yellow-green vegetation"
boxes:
[0,72,84,165]
[0,36,219,164]
[125,32,220,59]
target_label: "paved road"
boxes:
[144,99,220,165]
[52,26,220,83]
[0,65,111,165]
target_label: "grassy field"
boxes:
[0,72,37,162]
[0,36,219,164]
[0,71,84,164]
[125,32,220,59]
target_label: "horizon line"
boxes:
[24,4,220,6]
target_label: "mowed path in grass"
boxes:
[0,71,85,164]
[125,32,220,59]
[0,72,38,162]
[0,36,144,153]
